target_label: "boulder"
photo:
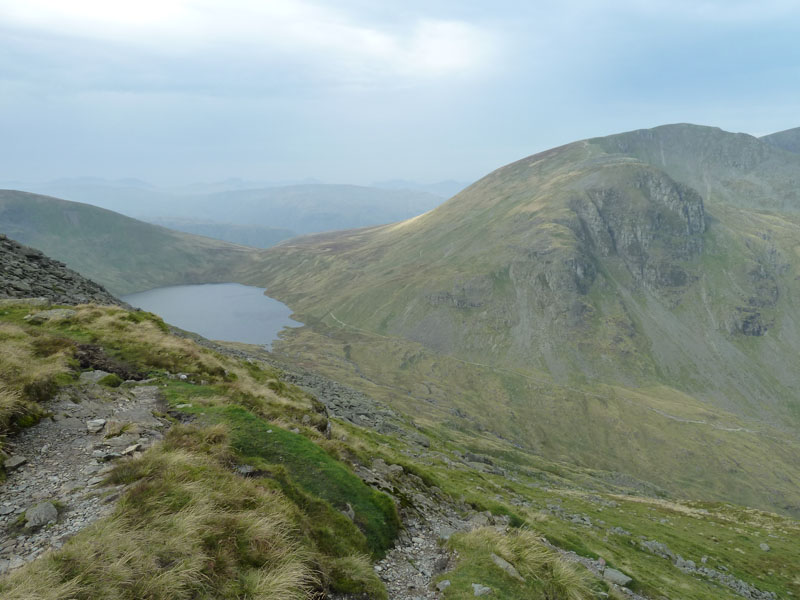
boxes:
[25,501,58,528]
[472,583,492,596]
[86,419,107,433]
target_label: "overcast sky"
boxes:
[1,0,799,186]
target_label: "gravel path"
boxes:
[0,377,168,575]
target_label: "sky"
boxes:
[1,0,800,186]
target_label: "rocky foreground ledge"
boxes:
[0,234,119,306]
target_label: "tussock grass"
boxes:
[1,427,316,600]
[0,305,391,598]
[441,527,594,600]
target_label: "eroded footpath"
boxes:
[0,375,167,574]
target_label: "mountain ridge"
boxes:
[248,123,800,515]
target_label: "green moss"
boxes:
[204,405,400,557]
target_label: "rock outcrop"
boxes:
[0,234,119,305]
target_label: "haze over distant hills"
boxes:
[5,178,453,246]
[0,190,260,294]
[251,123,800,516]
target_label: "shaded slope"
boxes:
[0,190,262,295]
[761,126,800,154]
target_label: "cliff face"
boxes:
[0,234,119,306]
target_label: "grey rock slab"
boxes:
[4,455,27,470]
[436,580,451,591]
[472,583,492,596]
[86,419,107,433]
[491,552,525,582]
[25,501,58,528]
[603,567,632,586]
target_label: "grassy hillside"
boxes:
[1,301,798,599]
[244,123,800,516]
[0,190,262,295]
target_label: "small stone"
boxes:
[437,580,451,591]
[0,505,15,516]
[25,501,58,528]
[760,543,770,552]
[175,403,192,409]
[472,583,492,596]
[122,444,141,456]
[4,455,27,470]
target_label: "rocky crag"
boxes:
[0,234,119,305]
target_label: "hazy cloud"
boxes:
[0,1,798,185]
[0,1,500,89]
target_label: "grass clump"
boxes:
[1,426,316,600]
[98,373,124,388]
[440,527,594,600]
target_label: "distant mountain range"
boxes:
[4,178,456,242]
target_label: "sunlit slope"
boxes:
[0,190,262,295]
[248,123,800,513]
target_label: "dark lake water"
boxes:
[122,283,301,347]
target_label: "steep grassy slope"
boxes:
[246,124,800,515]
[2,301,798,599]
[0,190,262,295]
[0,303,396,598]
